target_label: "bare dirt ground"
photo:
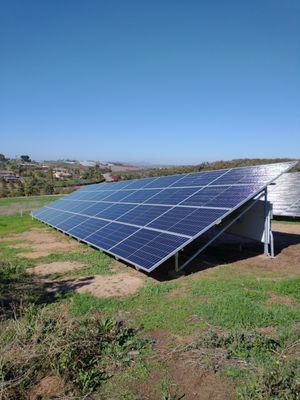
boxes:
[2,222,299,399]
[137,222,300,400]
[174,222,300,280]
[142,329,237,400]
[29,375,62,400]
[74,273,145,297]
[273,221,300,234]
[29,261,84,275]
[44,272,146,297]
[5,228,80,258]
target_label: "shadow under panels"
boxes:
[32,162,296,272]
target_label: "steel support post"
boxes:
[175,252,179,272]
[264,187,270,256]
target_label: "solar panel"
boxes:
[268,172,300,217]
[32,162,296,272]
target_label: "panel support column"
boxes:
[175,252,179,272]
[263,187,275,258]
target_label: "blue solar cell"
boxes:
[67,201,98,213]
[170,170,229,187]
[62,190,88,199]
[87,223,138,250]
[32,162,296,272]
[56,214,88,231]
[120,189,162,203]
[49,200,81,213]
[105,180,133,190]
[209,170,245,185]
[68,217,109,238]
[210,166,277,186]
[47,199,71,211]
[38,209,60,222]
[96,203,137,220]
[111,229,187,270]
[144,174,188,188]
[81,202,113,217]
[181,186,229,206]
[92,181,131,191]
[117,204,171,225]
[49,200,74,211]
[206,185,262,208]
[103,190,136,202]
[77,183,103,191]
[120,177,158,190]
[42,210,68,225]
[144,187,200,205]
[32,206,49,218]
[93,184,116,191]
[87,191,117,201]
[74,191,109,201]
[148,207,226,236]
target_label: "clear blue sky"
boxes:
[1,0,299,165]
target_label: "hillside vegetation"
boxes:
[118,158,299,180]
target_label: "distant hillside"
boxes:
[116,158,299,180]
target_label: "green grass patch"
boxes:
[0,214,112,276]
[34,247,112,278]
[0,194,62,207]
[69,273,300,335]
[0,214,42,236]
[0,195,63,216]
[0,213,299,399]
[0,240,32,256]
[189,276,300,330]
[272,219,300,225]
[70,281,204,334]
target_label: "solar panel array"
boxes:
[32,162,296,272]
[268,172,300,217]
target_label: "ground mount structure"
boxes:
[32,161,297,273]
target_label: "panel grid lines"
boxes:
[44,205,193,239]
[268,172,300,217]
[142,168,232,232]
[32,162,297,272]
[58,197,231,210]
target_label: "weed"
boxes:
[194,328,281,363]
[0,307,148,398]
[237,358,300,400]
[190,327,300,399]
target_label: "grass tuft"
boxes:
[0,306,149,398]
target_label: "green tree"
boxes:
[8,182,21,197]
[45,182,54,194]
[0,178,9,198]
[23,178,35,196]
[20,155,31,162]
[46,168,54,181]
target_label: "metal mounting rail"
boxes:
[175,188,274,272]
